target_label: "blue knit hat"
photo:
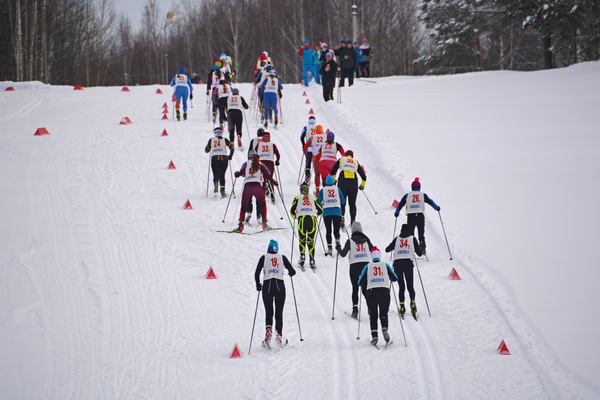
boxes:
[268,239,279,253]
[178,66,185,74]
[325,175,335,186]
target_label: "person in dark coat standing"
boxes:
[320,52,337,101]
[385,223,423,318]
[255,239,296,348]
[339,41,357,87]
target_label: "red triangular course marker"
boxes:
[229,343,243,358]
[305,98,311,104]
[120,117,132,125]
[5,86,15,91]
[308,108,315,115]
[73,85,84,90]
[498,340,511,355]
[167,160,176,169]
[161,129,169,136]
[391,199,399,208]
[156,88,163,94]
[162,108,169,114]
[34,127,50,136]
[205,266,218,279]
[162,114,169,120]
[302,91,307,96]
[162,102,169,109]
[121,86,130,92]
[183,199,193,210]
[449,268,461,280]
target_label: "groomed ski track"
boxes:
[1,79,596,400]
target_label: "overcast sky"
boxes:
[114,0,175,32]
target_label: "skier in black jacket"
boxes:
[337,221,374,318]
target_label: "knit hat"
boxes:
[315,125,324,134]
[325,175,335,186]
[304,39,310,44]
[326,52,333,58]
[327,131,335,141]
[411,177,421,190]
[256,128,265,136]
[213,127,222,136]
[371,247,381,261]
[345,150,354,158]
[178,66,185,74]
[231,88,239,95]
[351,221,362,233]
[308,117,317,127]
[267,239,279,253]
[300,182,309,195]
[248,149,258,159]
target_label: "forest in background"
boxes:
[1,0,599,86]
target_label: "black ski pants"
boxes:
[350,262,367,307]
[227,109,243,142]
[217,97,228,125]
[297,215,317,258]
[393,259,415,303]
[211,157,229,189]
[365,287,390,335]
[407,212,426,250]
[262,278,286,335]
[322,83,334,101]
[338,177,358,224]
[323,215,342,246]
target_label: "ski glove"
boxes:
[394,211,399,218]
[206,90,209,95]
[435,206,441,211]
[190,94,193,100]
[234,171,241,178]
[359,181,366,190]
[288,269,296,277]
[275,160,280,166]
[256,283,262,291]
[272,181,279,187]
[228,155,233,161]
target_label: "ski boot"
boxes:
[309,257,316,270]
[270,191,276,203]
[176,109,181,121]
[326,245,333,257]
[275,332,284,348]
[382,327,390,343]
[234,221,244,233]
[183,112,187,120]
[274,115,279,126]
[220,186,227,198]
[245,212,252,224]
[264,326,273,346]
[212,111,217,123]
[261,219,269,230]
[237,135,243,150]
[370,333,378,346]
[420,240,427,256]
[399,302,406,317]
[214,183,218,194]
[351,306,358,319]
[411,300,417,316]
[299,253,306,268]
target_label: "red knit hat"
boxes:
[411,177,421,190]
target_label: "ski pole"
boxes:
[228,160,236,198]
[389,217,398,262]
[438,210,453,260]
[243,108,251,144]
[361,190,378,214]
[248,290,261,354]
[316,215,327,253]
[290,276,304,341]
[206,159,211,198]
[356,291,362,340]
[331,252,339,320]
[391,282,408,346]
[221,177,237,223]
[414,258,432,317]
[276,182,295,234]
[290,218,297,264]
[296,153,305,185]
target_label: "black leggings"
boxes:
[393,260,415,303]
[297,215,317,258]
[338,178,358,224]
[349,263,367,307]
[262,279,286,335]
[366,288,390,333]
[407,213,426,249]
[323,215,341,246]
[211,157,228,188]
[227,109,243,141]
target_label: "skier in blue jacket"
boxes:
[297,40,315,87]
[170,66,193,121]
[317,175,346,257]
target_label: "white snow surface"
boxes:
[1,62,599,399]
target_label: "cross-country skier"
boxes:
[317,175,346,256]
[255,239,296,348]
[233,150,278,232]
[385,223,423,318]
[316,131,345,183]
[254,132,280,204]
[358,247,398,346]
[302,124,327,193]
[260,71,283,128]
[226,88,249,149]
[300,116,317,183]
[204,127,235,198]
[216,79,232,127]
[170,66,193,121]
[394,177,440,256]
[337,221,374,318]
[248,128,265,159]
[330,149,367,227]
[290,182,323,270]
[207,65,225,123]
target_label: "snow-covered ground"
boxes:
[1,62,599,399]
